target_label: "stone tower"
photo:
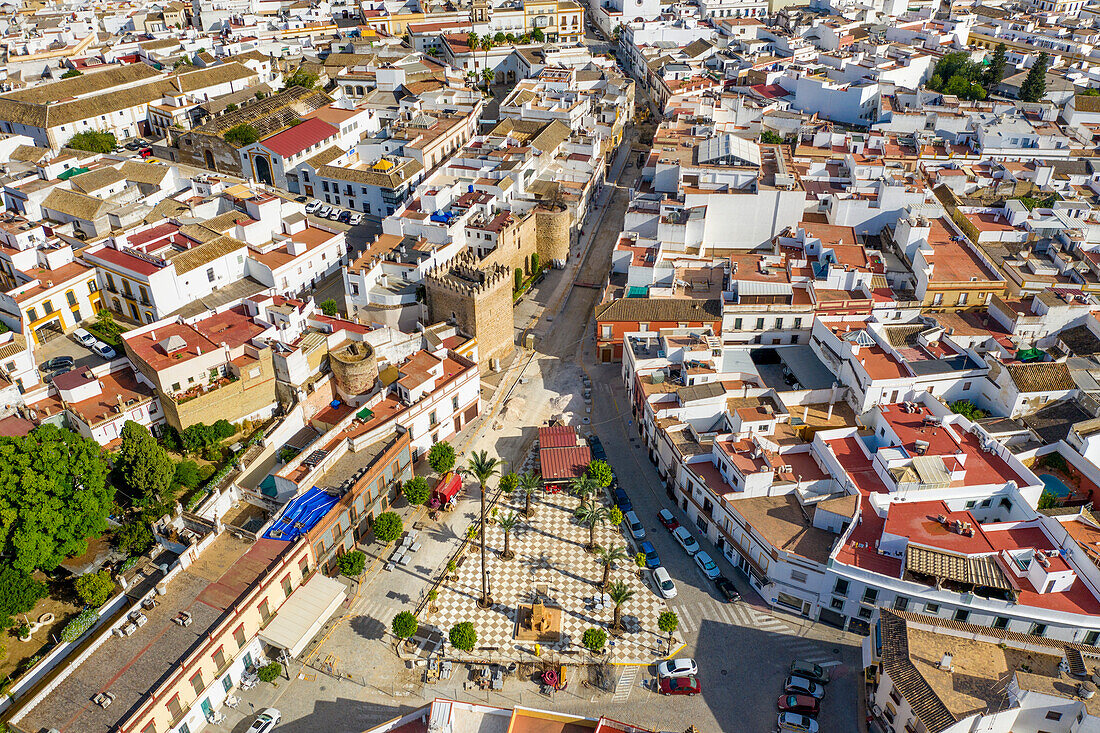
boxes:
[424,254,513,373]
[535,204,570,268]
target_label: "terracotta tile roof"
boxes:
[539,445,591,481]
[595,298,722,323]
[261,118,338,158]
[1005,362,1075,392]
[879,611,958,733]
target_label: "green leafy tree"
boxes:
[984,42,1007,89]
[460,450,501,607]
[1019,52,1050,102]
[401,475,431,505]
[658,610,679,654]
[319,298,339,316]
[173,459,202,489]
[608,506,623,527]
[116,421,175,516]
[392,610,418,640]
[594,544,628,589]
[949,400,989,421]
[373,511,403,543]
[282,68,318,90]
[586,459,613,488]
[514,267,523,291]
[258,661,282,682]
[582,626,607,652]
[0,565,47,629]
[67,130,117,153]
[0,425,113,573]
[494,31,506,44]
[1038,490,1059,510]
[337,550,366,577]
[224,124,259,147]
[428,442,456,474]
[61,69,83,79]
[760,130,784,144]
[575,496,610,551]
[212,419,234,439]
[607,580,634,631]
[499,472,518,494]
[498,511,519,559]
[516,471,541,517]
[75,570,114,607]
[531,28,545,43]
[116,522,153,556]
[449,621,477,651]
[634,551,646,568]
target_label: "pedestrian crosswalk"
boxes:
[612,665,639,703]
[670,600,836,666]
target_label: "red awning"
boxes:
[434,472,462,502]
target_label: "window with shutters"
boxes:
[167,694,183,719]
[190,670,204,695]
[212,646,226,671]
[282,575,292,597]
[233,624,246,649]
[259,598,271,622]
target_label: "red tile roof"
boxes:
[540,445,591,481]
[261,118,339,158]
[539,425,578,449]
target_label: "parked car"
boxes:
[638,540,660,568]
[91,341,116,359]
[624,510,645,540]
[348,212,364,225]
[138,147,153,158]
[784,675,825,699]
[73,327,96,347]
[326,207,341,220]
[778,694,820,715]
[247,708,282,733]
[715,576,740,602]
[305,201,321,214]
[790,660,830,685]
[612,487,632,513]
[657,658,698,678]
[657,675,700,696]
[588,434,606,460]
[657,508,679,532]
[777,712,818,733]
[41,356,74,372]
[672,526,699,555]
[694,550,720,579]
[337,210,351,223]
[651,566,677,598]
[294,195,308,203]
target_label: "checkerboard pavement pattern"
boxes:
[429,490,682,664]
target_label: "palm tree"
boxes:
[575,496,609,551]
[607,580,634,631]
[461,449,501,607]
[594,544,628,589]
[498,511,519,560]
[481,67,494,92]
[517,471,541,518]
[570,474,600,500]
[480,34,492,83]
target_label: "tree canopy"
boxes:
[373,511,403,543]
[67,130,117,154]
[392,610,418,639]
[401,476,431,506]
[224,124,259,147]
[927,51,988,101]
[282,69,318,90]
[116,421,175,517]
[0,425,113,573]
[449,621,477,651]
[75,570,114,607]
[0,565,47,629]
[1020,52,1050,103]
[586,459,613,488]
[428,442,456,474]
[984,43,1007,90]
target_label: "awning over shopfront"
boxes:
[259,573,347,657]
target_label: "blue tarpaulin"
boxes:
[263,487,339,541]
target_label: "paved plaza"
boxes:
[428,487,682,664]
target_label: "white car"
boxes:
[73,327,96,347]
[778,712,819,733]
[651,566,677,598]
[624,510,645,540]
[247,708,281,733]
[785,675,826,699]
[656,658,698,679]
[305,200,320,214]
[348,212,364,225]
[694,550,720,580]
[91,340,116,359]
[672,526,699,556]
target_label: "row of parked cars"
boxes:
[40,327,116,377]
[777,660,832,732]
[305,199,364,226]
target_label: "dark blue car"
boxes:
[613,487,632,513]
[589,435,606,461]
[640,540,660,568]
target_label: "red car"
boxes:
[139,147,153,158]
[777,694,820,716]
[658,508,680,532]
[658,675,700,696]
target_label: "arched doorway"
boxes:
[254,155,273,186]
[204,149,216,171]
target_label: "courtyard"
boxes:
[425,485,682,665]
